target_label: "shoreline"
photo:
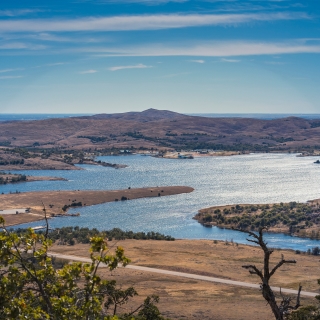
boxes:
[0,150,315,171]
[0,173,67,185]
[0,186,194,227]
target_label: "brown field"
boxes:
[0,157,81,170]
[0,186,193,227]
[51,239,320,319]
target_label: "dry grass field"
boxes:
[50,239,320,319]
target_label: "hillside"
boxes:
[0,109,320,152]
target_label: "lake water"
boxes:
[2,153,320,251]
[0,114,92,122]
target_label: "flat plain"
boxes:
[50,239,320,319]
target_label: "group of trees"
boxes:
[0,215,168,319]
[0,174,27,184]
[14,226,175,246]
[61,201,83,212]
[78,135,108,143]
[198,202,320,238]
[0,159,24,166]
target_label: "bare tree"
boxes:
[235,227,302,320]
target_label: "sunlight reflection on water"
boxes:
[3,153,320,250]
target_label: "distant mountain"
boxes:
[83,108,187,122]
[1,109,320,152]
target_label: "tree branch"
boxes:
[269,255,296,278]
[242,265,264,280]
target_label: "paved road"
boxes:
[49,252,318,298]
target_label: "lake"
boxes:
[2,153,320,251]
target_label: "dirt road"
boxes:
[48,252,317,298]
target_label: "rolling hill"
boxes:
[1,109,320,152]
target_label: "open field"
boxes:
[0,186,193,226]
[50,239,319,319]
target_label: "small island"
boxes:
[0,172,66,185]
[150,150,244,159]
[194,199,320,239]
[0,148,127,171]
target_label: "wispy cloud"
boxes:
[221,58,240,62]
[265,61,286,65]
[204,1,305,14]
[28,33,72,42]
[0,12,309,33]
[188,59,205,63]
[0,42,47,50]
[46,62,65,67]
[34,62,66,68]
[0,43,30,50]
[108,63,151,71]
[0,9,45,17]
[0,68,24,73]
[98,0,188,4]
[159,72,190,78]
[0,75,24,79]
[0,32,109,44]
[79,69,98,74]
[92,40,320,57]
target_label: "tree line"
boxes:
[13,226,175,246]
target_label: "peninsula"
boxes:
[194,199,320,239]
[0,186,194,226]
[0,172,66,184]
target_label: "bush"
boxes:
[312,246,320,256]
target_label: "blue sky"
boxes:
[1,0,320,114]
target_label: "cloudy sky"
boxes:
[1,0,320,114]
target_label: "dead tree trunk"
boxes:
[236,227,301,320]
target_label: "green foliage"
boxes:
[14,226,175,245]
[288,305,320,320]
[0,217,168,320]
[0,174,27,184]
[78,136,108,143]
[0,159,24,166]
[61,202,83,212]
[198,202,320,238]
[0,141,11,146]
